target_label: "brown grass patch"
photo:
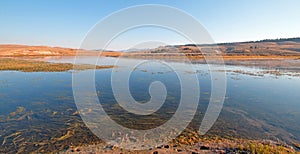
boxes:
[0,58,114,72]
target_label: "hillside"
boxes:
[0,44,121,57]
[123,37,300,59]
[1,38,300,59]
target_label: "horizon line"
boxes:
[1,36,299,51]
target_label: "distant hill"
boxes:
[189,37,300,46]
[0,44,121,57]
[123,37,300,57]
[1,37,300,58]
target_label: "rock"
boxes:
[179,139,189,145]
[200,146,210,150]
[112,145,118,150]
[75,147,80,152]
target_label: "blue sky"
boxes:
[1,0,300,50]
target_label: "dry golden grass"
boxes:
[2,44,300,60]
[122,53,300,60]
[0,58,114,72]
[0,44,121,57]
[189,55,300,60]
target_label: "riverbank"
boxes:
[0,58,114,72]
[61,136,299,154]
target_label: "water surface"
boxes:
[1,57,300,153]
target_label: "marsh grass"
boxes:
[0,58,114,72]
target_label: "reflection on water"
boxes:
[0,57,300,153]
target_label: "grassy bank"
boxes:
[0,58,114,72]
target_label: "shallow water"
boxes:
[1,57,300,152]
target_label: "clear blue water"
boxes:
[1,57,300,152]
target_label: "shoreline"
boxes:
[0,57,114,72]
[61,137,299,154]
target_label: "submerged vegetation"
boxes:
[1,105,299,153]
[0,58,114,72]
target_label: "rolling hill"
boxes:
[122,37,300,58]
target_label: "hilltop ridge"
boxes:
[1,37,300,58]
[123,37,300,58]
